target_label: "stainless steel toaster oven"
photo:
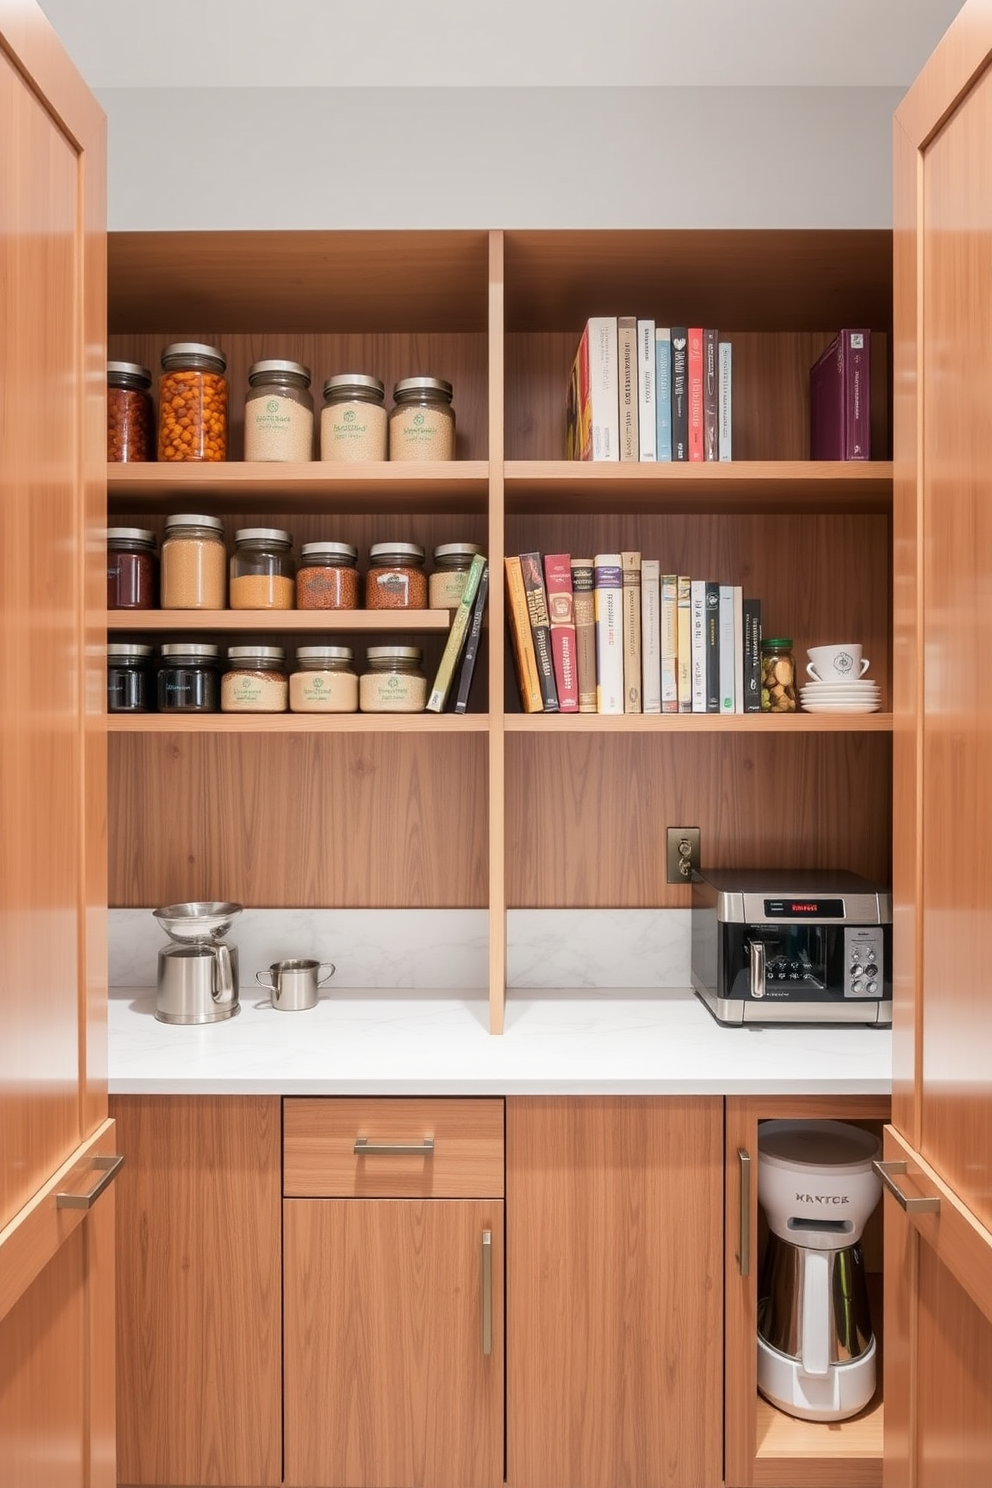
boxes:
[690,869,892,1026]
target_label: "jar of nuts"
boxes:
[388,377,455,461]
[107,361,153,462]
[244,359,314,462]
[760,638,798,713]
[158,342,228,462]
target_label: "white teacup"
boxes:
[806,644,870,682]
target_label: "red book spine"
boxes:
[543,553,579,711]
[688,327,704,462]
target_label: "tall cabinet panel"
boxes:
[887,3,992,1483]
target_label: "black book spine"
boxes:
[671,327,689,461]
[743,597,762,712]
[703,328,719,460]
[452,563,489,713]
[705,580,721,713]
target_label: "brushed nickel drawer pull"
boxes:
[56,1153,125,1210]
[873,1158,940,1214]
[481,1229,493,1356]
[737,1148,751,1276]
[353,1137,435,1157]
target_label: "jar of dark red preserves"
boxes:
[107,527,158,609]
[107,361,153,462]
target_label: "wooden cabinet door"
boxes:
[890,5,992,1483]
[0,5,113,1486]
[506,1096,723,1488]
[284,1198,504,1488]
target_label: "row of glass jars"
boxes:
[108,643,429,715]
[108,522,483,612]
[108,348,456,463]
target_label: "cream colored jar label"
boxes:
[289,670,359,713]
[221,671,288,711]
[429,570,468,610]
[320,402,387,461]
[359,671,428,712]
[244,396,313,461]
[389,409,454,460]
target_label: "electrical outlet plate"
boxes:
[666,827,701,884]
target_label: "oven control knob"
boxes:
[864,963,878,978]
[850,964,862,978]
[865,980,878,995]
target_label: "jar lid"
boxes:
[160,342,227,373]
[300,541,358,561]
[107,360,152,386]
[366,645,423,662]
[159,643,220,660]
[761,637,794,649]
[164,513,224,534]
[392,376,453,402]
[226,645,286,663]
[233,527,293,546]
[107,642,154,659]
[433,542,483,561]
[248,358,311,386]
[296,645,354,663]
[322,373,385,400]
[368,541,426,563]
[107,526,157,546]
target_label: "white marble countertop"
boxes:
[108,986,892,1096]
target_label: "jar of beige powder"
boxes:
[244,360,314,462]
[359,645,427,713]
[320,374,387,461]
[289,646,358,714]
[160,513,227,609]
[221,646,288,713]
[230,528,295,609]
[388,377,455,461]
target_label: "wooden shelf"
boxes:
[107,713,488,734]
[504,712,892,733]
[107,609,452,634]
[754,1392,883,1477]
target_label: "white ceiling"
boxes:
[39,0,965,91]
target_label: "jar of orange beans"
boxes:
[158,342,228,462]
[364,541,427,610]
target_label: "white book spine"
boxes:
[719,584,736,714]
[641,559,661,713]
[733,585,744,713]
[593,553,624,713]
[661,574,678,711]
[690,579,707,713]
[637,319,657,460]
[719,340,732,461]
[589,316,620,462]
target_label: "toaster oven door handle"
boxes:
[749,938,766,998]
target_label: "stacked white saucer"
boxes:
[800,644,881,713]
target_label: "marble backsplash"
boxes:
[109,908,691,991]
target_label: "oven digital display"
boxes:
[763,898,845,918]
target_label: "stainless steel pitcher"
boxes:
[155,942,240,1024]
[757,1232,873,1375]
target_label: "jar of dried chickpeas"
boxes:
[229,528,295,610]
[388,377,455,461]
[161,514,227,609]
[158,342,228,462]
[365,542,427,610]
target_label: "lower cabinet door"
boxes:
[284,1198,504,1488]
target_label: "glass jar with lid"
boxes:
[289,646,359,714]
[365,541,427,610]
[157,643,221,713]
[388,377,455,461]
[320,374,387,462]
[229,528,295,610]
[107,527,158,609]
[221,646,289,713]
[296,541,360,610]
[359,645,427,713]
[107,643,154,713]
[158,342,228,462]
[244,359,314,462]
[429,542,484,611]
[161,513,227,609]
[107,361,153,462]
[761,638,798,713]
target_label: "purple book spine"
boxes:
[810,329,870,461]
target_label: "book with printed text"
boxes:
[690,579,706,712]
[718,340,733,461]
[621,550,642,712]
[504,556,543,713]
[618,316,639,461]
[655,327,672,461]
[641,559,661,714]
[704,329,719,461]
[426,551,488,712]
[742,598,762,712]
[520,551,559,711]
[688,327,704,462]
[637,319,656,460]
[452,561,490,713]
[593,553,624,715]
[570,558,598,713]
[671,328,689,460]
[543,552,579,712]
[705,580,721,712]
[718,583,736,714]
[677,575,692,712]
[661,573,679,713]
[809,329,871,460]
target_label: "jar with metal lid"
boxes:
[429,542,484,611]
[388,377,455,461]
[107,643,154,713]
[157,643,221,713]
[107,361,153,462]
[365,541,427,610]
[296,541,360,610]
[320,374,387,462]
[229,528,295,610]
[158,342,228,462]
[161,513,227,609]
[107,527,158,609]
[359,645,427,713]
[761,638,798,713]
[289,646,359,714]
[244,359,314,462]
[221,646,288,713]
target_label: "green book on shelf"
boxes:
[425,552,488,713]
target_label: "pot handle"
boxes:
[213,943,236,1004]
[318,962,336,986]
[800,1249,831,1377]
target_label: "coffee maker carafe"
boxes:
[153,901,242,1024]
[756,1119,881,1422]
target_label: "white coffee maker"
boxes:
[756,1119,882,1422]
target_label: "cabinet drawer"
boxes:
[283,1097,504,1198]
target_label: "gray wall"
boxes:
[101,85,903,231]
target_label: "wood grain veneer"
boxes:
[112,1095,282,1487]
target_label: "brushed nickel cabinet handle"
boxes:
[481,1229,493,1356]
[56,1153,125,1210]
[737,1148,751,1276]
[353,1137,435,1157]
[873,1158,940,1214]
